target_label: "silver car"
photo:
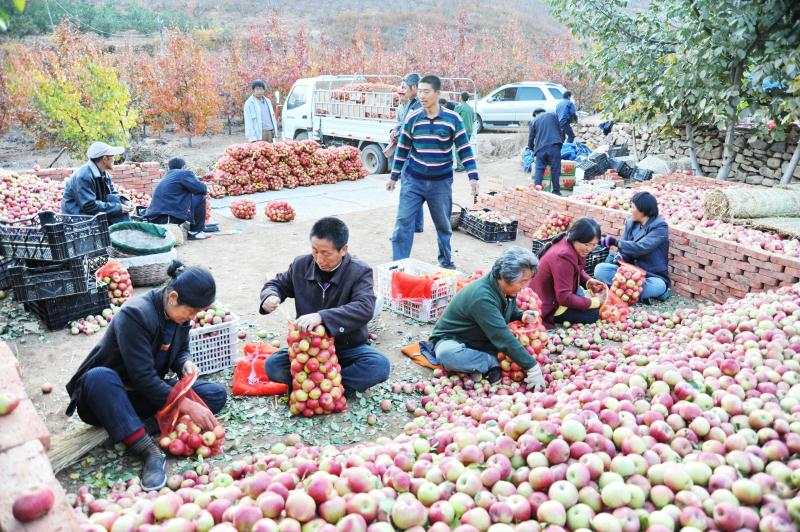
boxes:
[471,81,567,132]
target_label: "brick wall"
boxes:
[32,162,163,195]
[481,182,800,303]
[0,342,78,531]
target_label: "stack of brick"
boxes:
[0,342,78,531]
[480,185,800,303]
[32,162,163,196]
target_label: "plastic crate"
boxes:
[0,211,110,262]
[9,256,91,303]
[631,168,654,182]
[459,209,518,243]
[189,317,239,375]
[0,257,14,290]
[25,282,110,331]
[531,233,565,257]
[374,258,463,323]
[585,246,610,275]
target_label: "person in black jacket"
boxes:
[528,109,564,195]
[144,157,216,240]
[65,261,226,491]
[259,217,391,394]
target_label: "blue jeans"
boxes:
[434,339,499,374]
[75,367,227,442]
[594,262,669,301]
[145,194,207,233]
[533,144,562,194]
[391,175,454,267]
[266,344,391,393]
[397,167,424,233]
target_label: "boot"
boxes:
[128,435,167,491]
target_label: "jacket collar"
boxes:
[557,237,585,267]
[88,160,104,178]
[304,253,352,285]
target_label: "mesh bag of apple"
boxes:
[265,201,295,222]
[287,322,346,416]
[156,375,226,459]
[497,287,549,383]
[611,262,646,304]
[95,260,133,306]
[230,199,256,220]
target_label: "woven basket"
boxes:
[117,250,176,286]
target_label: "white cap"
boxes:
[86,142,125,159]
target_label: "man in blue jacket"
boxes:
[145,158,213,240]
[594,191,671,303]
[528,109,564,195]
[555,91,577,143]
[62,141,132,225]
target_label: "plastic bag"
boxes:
[611,262,647,304]
[599,289,631,323]
[232,342,289,396]
[391,270,436,299]
[95,259,133,306]
[155,373,225,457]
[287,323,346,416]
[521,148,534,173]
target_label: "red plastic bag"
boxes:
[155,373,225,458]
[95,259,133,306]
[600,290,631,323]
[232,342,289,396]
[611,262,647,304]
[287,323,346,416]
[391,270,435,299]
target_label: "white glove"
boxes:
[525,364,546,392]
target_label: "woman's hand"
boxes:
[586,278,606,293]
[182,360,199,377]
[179,398,216,431]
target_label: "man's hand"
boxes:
[386,179,397,192]
[182,360,199,377]
[525,364,546,392]
[469,180,479,197]
[389,129,398,142]
[179,398,216,431]
[295,312,323,333]
[261,295,281,314]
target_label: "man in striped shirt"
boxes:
[386,75,479,269]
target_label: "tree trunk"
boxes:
[188,135,193,147]
[717,121,736,180]
[227,115,232,135]
[781,139,800,185]
[685,123,703,175]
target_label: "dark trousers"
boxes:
[107,212,131,226]
[146,195,207,233]
[562,123,575,143]
[74,367,227,442]
[533,144,562,195]
[553,307,600,325]
[266,344,390,393]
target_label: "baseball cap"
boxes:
[86,142,125,160]
[404,73,421,87]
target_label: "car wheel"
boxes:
[294,131,310,140]
[476,115,484,133]
[360,143,387,175]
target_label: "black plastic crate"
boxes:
[0,211,110,262]
[585,246,610,275]
[0,257,15,290]
[608,144,629,157]
[531,232,565,257]
[9,255,92,303]
[575,160,607,180]
[610,159,635,179]
[631,167,654,182]
[25,283,110,331]
[460,209,518,243]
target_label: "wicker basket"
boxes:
[116,250,177,286]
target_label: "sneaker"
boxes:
[187,231,210,240]
[440,263,457,270]
[128,436,167,491]
[484,367,502,384]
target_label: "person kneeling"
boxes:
[428,247,546,390]
[594,191,671,303]
[65,262,227,491]
[259,217,391,396]
[530,218,608,328]
[144,157,217,241]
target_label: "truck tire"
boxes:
[360,143,387,175]
[294,131,310,140]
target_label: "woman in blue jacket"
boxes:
[145,157,213,240]
[594,191,671,302]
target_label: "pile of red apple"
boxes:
[611,263,645,304]
[229,199,256,220]
[454,269,485,293]
[190,302,235,329]
[287,323,346,416]
[159,414,226,458]
[533,212,571,239]
[206,140,368,198]
[265,201,296,223]
[96,260,133,306]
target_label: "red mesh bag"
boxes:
[600,290,631,323]
[286,323,346,416]
[390,271,436,299]
[232,342,289,396]
[611,262,647,304]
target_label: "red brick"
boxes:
[771,254,800,268]
[757,268,797,284]
[683,252,711,266]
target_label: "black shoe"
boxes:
[440,263,457,270]
[485,367,502,384]
[128,435,167,491]
[203,223,220,233]
[415,228,424,234]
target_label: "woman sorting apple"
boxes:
[64,260,227,492]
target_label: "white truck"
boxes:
[280,75,476,174]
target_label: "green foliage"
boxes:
[0,0,25,31]
[33,60,139,156]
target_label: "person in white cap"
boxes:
[62,142,132,225]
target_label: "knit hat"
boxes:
[167,261,216,308]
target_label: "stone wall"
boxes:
[32,162,164,195]
[573,120,800,186]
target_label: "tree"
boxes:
[145,31,221,146]
[0,0,25,31]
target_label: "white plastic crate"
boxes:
[189,316,238,375]
[374,258,463,322]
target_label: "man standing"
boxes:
[260,217,391,396]
[387,75,479,270]
[555,91,577,143]
[388,73,424,234]
[62,141,132,226]
[454,91,475,172]
[244,79,277,142]
[144,157,214,241]
[528,109,564,196]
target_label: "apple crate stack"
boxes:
[0,211,111,330]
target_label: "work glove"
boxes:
[525,364,546,392]
[601,235,618,248]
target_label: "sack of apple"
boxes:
[600,289,631,323]
[515,287,543,323]
[158,415,226,459]
[230,199,256,220]
[287,322,346,416]
[95,260,133,306]
[498,321,549,383]
[611,262,646,304]
[265,201,295,222]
